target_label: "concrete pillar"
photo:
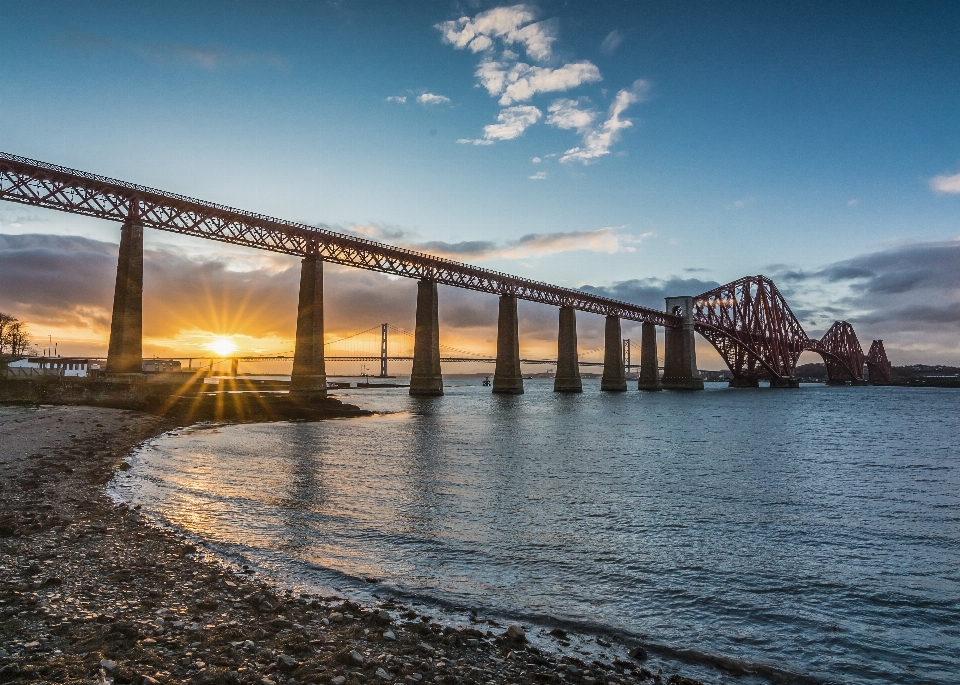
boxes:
[106,215,144,375]
[600,315,627,391]
[638,321,662,391]
[662,296,705,390]
[554,306,582,392]
[231,358,239,377]
[493,295,523,394]
[410,279,443,396]
[290,254,327,396]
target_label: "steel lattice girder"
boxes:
[0,152,679,328]
[865,340,892,383]
[808,321,864,381]
[692,275,809,379]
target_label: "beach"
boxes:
[0,404,692,685]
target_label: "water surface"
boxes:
[111,380,960,684]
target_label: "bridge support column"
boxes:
[410,279,443,396]
[600,316,627,391]
[729,378,760,388]
[554,306,582,392]
[106,215,144,376]
[638,322,661,391]
[493,295,523,394]
[290,254,327,396]
[662,296,704,390]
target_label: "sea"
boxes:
[108,379,960,685]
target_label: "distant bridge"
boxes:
[0,153,891,394]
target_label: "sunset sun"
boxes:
[208,337,237,356]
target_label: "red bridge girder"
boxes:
[865,339,893,384]
[693,278,889,385]
[692,275,808,380]
[807,321,865,383]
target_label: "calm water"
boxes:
[110,380,960,684]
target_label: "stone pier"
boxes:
[638,321,662,391]
[410,279,443,396]
[600,315,627,392]
[106,215,144,376]
[554,306,582,392]
[493,295,523,394]
[662,296,705,390]
[290,254,326,396]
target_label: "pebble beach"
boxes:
[0,404,702,685]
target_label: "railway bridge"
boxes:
[0,153,891,395]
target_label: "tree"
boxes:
[7,322,31,356]
[0,313,32,357]
[0,313,14,355]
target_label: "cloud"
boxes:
[529,171,547,180]
[581,276,723,311]
[599,30,623,55]
[386,95,407,103]
[769,237,960,362]
[436,5,557,61]
[414,227,643,260]
[532,156,542,163]
[457,105,542,145]
[546,98,597,133]
[417,93,450,105]
[929,172,960,193]
[57,26,289,71]
[477,58,602,105]
[560,80,649,163]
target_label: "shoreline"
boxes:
[2,404,716,685]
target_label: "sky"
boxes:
[2,0,960,371]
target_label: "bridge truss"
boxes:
[0,153,678,328]
[692,277,889,384]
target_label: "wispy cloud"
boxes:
[417,92,451,105]
[386,95,407,104]
[57,25,289,71]
[416,227,645,260]
[529,171,547,180]
[929,172,960,194]
[457,105,542,145]
[560,80,649,163]
[599,30,623,55]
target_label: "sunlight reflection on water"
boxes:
[111,379,960,685]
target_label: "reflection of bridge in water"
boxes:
[0,153,892,394]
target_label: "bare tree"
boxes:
[0,313,14,355]
[7,322,31,356]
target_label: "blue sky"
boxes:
[2,1,960,366]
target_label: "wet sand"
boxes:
[0,404,701,685]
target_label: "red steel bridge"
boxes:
[0,153,891,390]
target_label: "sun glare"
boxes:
[208,337,237,356]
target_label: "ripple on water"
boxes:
[110,380,960,685]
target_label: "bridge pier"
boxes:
[600,316,627,391]
[493,295,523,394]
[729,378,760,388]
[662,296,704,390]
[106,214,144,376]
[290,254,327,396]
[410,279,443,396]
[638,322,661,391]
[769,377,800,388]
[554,306,582,392]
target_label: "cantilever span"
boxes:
[691,275,892,385]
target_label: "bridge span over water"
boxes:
[0,152,891,394]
